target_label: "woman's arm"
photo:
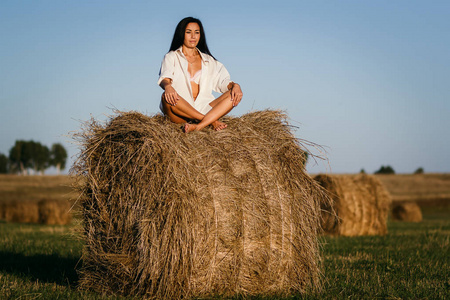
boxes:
[158,52,179,106]
[160,78,179,106]
[227,82,243,107]
[211,60,243,107]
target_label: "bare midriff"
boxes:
[191,82,199,100]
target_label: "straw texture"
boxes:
[314,174,391,236]
[72,110,329,299]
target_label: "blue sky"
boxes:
[1,0,449,174]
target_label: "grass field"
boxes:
[0,174,449,299]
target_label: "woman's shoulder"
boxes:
[160,50,181,66]
[163,50,178,59]
[198,51,221,65]
[199,51,213,60]
[165,46,186,57]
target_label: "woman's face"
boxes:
[183,22,201,49]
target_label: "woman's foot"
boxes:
[184,123,197,133]
[211,120,227,131]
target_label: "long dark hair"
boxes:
[169,17,215,59]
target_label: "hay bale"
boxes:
[0,199,72,225]
[72,110,330,299]
[1,201,40,224]
[391,202,422,222]
[314,174,392,236]
[38,199,72,225]
[0,202,5,220]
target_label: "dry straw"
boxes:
[391,202,422,222]
[314,174,392,236]
[72,110,330,299]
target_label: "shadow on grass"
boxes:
[0,251,79,286]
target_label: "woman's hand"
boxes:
[230,83,243,107]
[163,85,180,106]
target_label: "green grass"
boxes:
[315,218,450,299]
[0,221,132,299]
[1,210,449,300]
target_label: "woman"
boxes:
[158,17,243,133]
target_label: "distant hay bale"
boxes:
[72,110,330,299]
[38,199,72,225]
[1,201,40,224]
[0,199,72,225]
[314,174,392,236]
[0,202,5,220]
[391,202,422,222]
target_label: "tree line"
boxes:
[0,140,67,175]
[360,165,425,175]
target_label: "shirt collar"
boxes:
[176,46,209,63]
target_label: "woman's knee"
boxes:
[160,97,169,113]
[161,93,177,111]
[161,93,170,105]
[209,91,231,108]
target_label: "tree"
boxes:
[31,141,50,174]
[9,140,30,174]
[374,165,395,175]
[50,143,68,174]
[9,140,50,174]
[360,168,366,174]
[414,167,424,174]
[0,153,8,174]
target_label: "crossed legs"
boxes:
[161,91,233,132]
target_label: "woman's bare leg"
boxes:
[161,100,189,124]
[208,92,230,130]
[185,91,233,133]
[161,94,204,123]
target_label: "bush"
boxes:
[374,165,395,175]
[0,153,8,174]
[414,167,424,174]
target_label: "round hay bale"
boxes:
[38,199,72,225]
[2,201,40,224]
[72,110,330,299]
[391,202,422,222]
[0,202,5,220]
[314,174,392,236]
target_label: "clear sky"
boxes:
[1,0,449,174]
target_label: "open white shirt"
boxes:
[158,47,232,114]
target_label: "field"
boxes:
[376,173,450,207]
[0,174,449,299]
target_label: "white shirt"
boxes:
[158,47,232,114]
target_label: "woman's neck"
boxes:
[182,45,198,57]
